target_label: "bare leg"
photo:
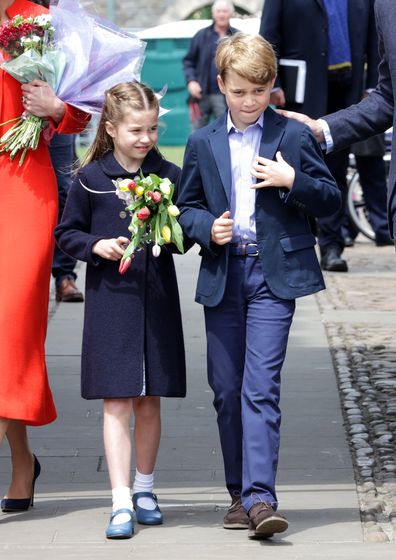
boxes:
[132,396,161,474]
[4,420,35,499]
[103,399,133,489]
[0,417,10,447]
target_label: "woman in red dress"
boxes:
[0,0,89,511]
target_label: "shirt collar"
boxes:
[227,111,264,134]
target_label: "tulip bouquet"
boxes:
[113,172,184,274]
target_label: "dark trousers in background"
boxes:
[193,94,227,130]
[50,134,77,285]
[317,79,351,256]
[352,155,390,243]
[204,256,295,513]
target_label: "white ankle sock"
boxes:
[111,486,132,524]
[133,469,156,510]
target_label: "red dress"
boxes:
[0,0,89,425]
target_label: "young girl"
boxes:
[55,82,186,539]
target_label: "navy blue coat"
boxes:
[260,0,379,119]
[183,23,239,95]
[177,108,341,307]
[55,150,186,399]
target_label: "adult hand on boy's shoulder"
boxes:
[276,109,325,143]
[211,210,234,245]
[251,152,295,190]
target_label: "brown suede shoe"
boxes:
[223,498,249,529]
[56,277,84,302]
[248,502,288,539]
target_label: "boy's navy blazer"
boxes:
[177,107,341,306]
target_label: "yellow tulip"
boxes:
[162,225,172,243]
[135,186,145,196]
[118,179,133,192]
[168,205,180,217]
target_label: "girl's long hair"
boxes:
[80,82,160,168]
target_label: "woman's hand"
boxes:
[92,237,130,261]
[21,80,66,123]
[251,151,295,190]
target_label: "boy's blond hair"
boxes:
[216,32,277,85]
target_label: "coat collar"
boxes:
[99,149,166,179]
[208,107,286,202]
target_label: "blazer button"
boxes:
[119,210,127,219]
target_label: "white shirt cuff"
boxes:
[318,118,334,152]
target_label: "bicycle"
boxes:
[346,130,392,241]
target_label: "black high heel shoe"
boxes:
[1,455,41,512]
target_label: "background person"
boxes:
[50,134,84,302]
[259,0,389,270]
[277,0,396,245]
[183,0,238,130]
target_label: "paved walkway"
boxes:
[1,243,395,559]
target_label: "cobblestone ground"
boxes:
[316,239,396,543]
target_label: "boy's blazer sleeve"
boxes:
[281,127,342,217]
[177,136,218,253]
[55,171,105,266]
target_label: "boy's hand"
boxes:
[92,236,130,260]
[211,210,233,245]
[251,151,295,190]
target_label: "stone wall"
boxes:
[81,0,263,29]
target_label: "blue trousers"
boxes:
[50,134,77,284]
[204,256,295,512]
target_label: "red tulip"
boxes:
[128,180,137,191]
[119,256,132,274]
[147,191,162,203]
[136,207,151,221]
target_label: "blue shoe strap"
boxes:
[110,508,133,521]
[133,492,158,502]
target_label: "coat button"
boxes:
[119,211,127,219]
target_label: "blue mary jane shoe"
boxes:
[132,492,163,525]
[105,508,134,539]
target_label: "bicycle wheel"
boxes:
[347,171,375,240]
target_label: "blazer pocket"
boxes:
[279,233,321,288]
[279,233,316,252]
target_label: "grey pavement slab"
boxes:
[0,248,380,558]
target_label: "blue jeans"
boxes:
[50,134,77,285]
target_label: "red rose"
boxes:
[136,207,151,221]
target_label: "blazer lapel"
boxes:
[315,0,325,12]
[258,107,286,161]
[209,115,232,203]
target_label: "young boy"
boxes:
[177,33,341,539]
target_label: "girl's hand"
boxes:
[211,210,233,245]
[92,237,130,261]
[21,80,66,123]
[251,151,295,190]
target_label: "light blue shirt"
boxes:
[227,111,263,243]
